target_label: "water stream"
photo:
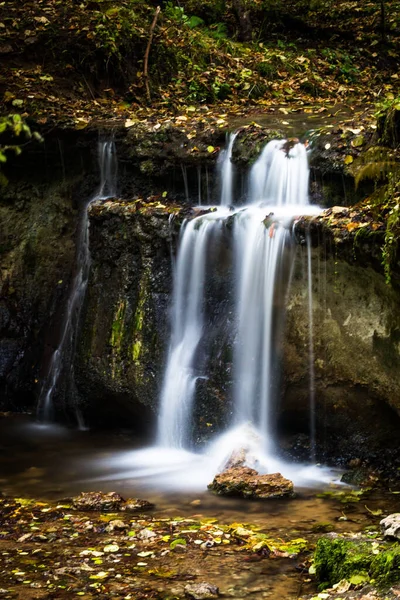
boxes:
[131,136,328,490]
[218,132,238,206]
[36,140,117,423]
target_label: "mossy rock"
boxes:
[314,537,400,589]
[231,126,284,167]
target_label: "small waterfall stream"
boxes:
[157,216,224,448]
[148,135,326,488]
[219,132,238,206]
[37,140,117,423]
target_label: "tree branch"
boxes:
[144,5,161,104]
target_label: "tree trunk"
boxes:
[232,0,253,42]
[380,0,386,42]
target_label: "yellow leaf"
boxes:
[207,146,215,153]
[347,222,359,232]
[344,155,353,164]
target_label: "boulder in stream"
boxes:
[71,491,154,512]
[208,467,294,499]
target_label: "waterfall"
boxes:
[117,135,337,490]
[227,139,310,448]
[249,139,309,206]
[37,140,117,423]
[233,209,291,453]
[157,137,313,459]
[307,232,316,461]
[98,140,117,198]
[157,215,224,448]
[219,132,238,206]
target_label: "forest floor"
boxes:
[0,0,399,129]
[0,488,400,600]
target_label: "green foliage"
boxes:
[382,172,400,284]
[371,544,400,585]
[314,537,400,590]
[0,115,43,186]
[376,97,400,148]
[314,538,372,588]
[350,146,398,189]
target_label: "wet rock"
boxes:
[380,514,400,540]
[122,498,155,512]
[71,491,155,512]
[72,491,125,511]
[184,582,219,599]
[224,448,247,469]
[137,528,157,540]
[105,519,128,532]
[208,467,294,499]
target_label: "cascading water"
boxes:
[157,216,224,448]
[227,139,310,455]
[98,139,117,199]
[249,139,309,206]
[37,140,117,423]
[120,134,333,490]
[233,211,291,454]
[219,132,238,206]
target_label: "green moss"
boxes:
[371,545,400,586]
[132,339,142,362]
[110,299,127,379]
[314,538,373,588]
[314,537,400,590]
[131,270,149,370]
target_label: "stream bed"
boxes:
[1,414,399,599]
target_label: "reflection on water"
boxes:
[0,414,398,532]
[2,414,400,599]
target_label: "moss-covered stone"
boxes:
[314,537,400,590]
[208,467,295,499]
[315,538,373,588]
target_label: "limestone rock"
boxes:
[72,491,125,511]
[71,492,155,512]
[122,498,155,512]
[208,467,294,499]
[184,582,219,599]
[380,513,400,539]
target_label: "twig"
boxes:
[144,5,161,104]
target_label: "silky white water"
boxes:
[219,132,238,206]
[37,141,117,423]
[157,214,225,448]
[121,136,333,490]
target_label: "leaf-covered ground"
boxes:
[0,494,316,599]
[1,485,400,600]
[0,0,399,128]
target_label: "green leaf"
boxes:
[170,538,187,549]
[186,16,204,28]
[349,573,369,585]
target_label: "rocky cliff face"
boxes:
[1,123,400,467]
[282,246,400,463]
[0,179,80,409]
[75,200,236,439]
[71,200,400,464]
[74,201,175,430]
